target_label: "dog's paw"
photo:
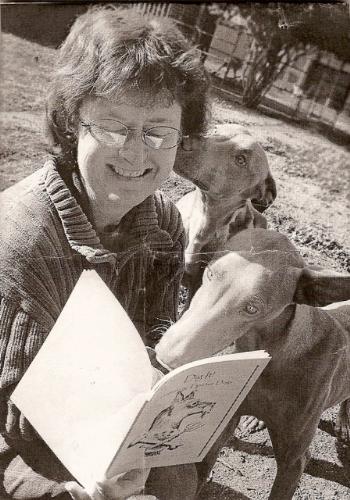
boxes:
[335,400,350,444]
[238,415,266,434]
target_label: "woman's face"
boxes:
[77,95,182,226]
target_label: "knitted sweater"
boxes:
[0,159,185,498]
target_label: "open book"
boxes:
[11,270,270,492]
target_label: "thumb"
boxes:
[65,481,92,500]
[127,497,158,500]
[151,368,163,386]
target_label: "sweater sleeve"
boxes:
[0,296,73,498]
[0,295,46,437]
[0,434,72,499]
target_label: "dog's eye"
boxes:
[244,303,259,315]
[235,154,247,166]
[206,267,214,281]
[206,266,225,281]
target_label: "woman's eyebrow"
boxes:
[147,116,175,124]
[98,112,124,122]
[94,114,174,126]
[86,112,121,124]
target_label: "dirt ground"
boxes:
[1,33,350,499]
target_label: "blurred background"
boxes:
[2,1,350,140]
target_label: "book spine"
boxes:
[105,393,152,477]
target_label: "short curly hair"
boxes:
[45,5,211,164]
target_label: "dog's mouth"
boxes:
[193,180,228,199]
[193,179,209,192]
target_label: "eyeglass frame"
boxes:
[79,117,185,150]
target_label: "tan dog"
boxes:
[174,124,276,296]
[156,228,350,500]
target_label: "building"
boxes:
[205,18,350,137]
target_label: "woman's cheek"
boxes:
[77,147,106,202]
[157,148,178,178]
[77,128,103,168]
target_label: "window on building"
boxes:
[302,61,350,112]
[287,71,299,84]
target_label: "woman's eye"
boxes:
[244,303,259,315]
[109,130,127,139]
[147,135,164,148]
[235,154,247,166]
[93,127,126,143]
[149,131,169,139]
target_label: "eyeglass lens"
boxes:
[84,119,180,149]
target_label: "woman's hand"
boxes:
[127,497,157,499]
[65,468,151,500]
[65,481,93,500]
[95,468,151,499]
[151,368,163,386]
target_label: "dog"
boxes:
[174,124,276,296]
[155,228,350,499]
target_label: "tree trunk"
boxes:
[242,34,284,108]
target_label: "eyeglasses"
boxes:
[80,118,183,150]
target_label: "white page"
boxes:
[12,270,153,489]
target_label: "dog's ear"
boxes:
[174,391,186,403]
[185,391,195,400]
[293,267,350,307]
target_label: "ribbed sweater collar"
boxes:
[44,158,174,265]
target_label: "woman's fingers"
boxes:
[127,496,158,500]
[4,400,36,440]
[151,368,163,386]
[97,468,151,499]
[5,401,20,438]
[19,412,36,440]
[65,469,151,500]
[65,481,92,500]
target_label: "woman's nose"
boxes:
[118,130,147,166]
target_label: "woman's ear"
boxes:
[180,135,201,152]
[293,267,350,307]
[45,92,78,148]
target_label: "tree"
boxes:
[209,2,350,108]
[170,4,221,63]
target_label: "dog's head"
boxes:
[171,391,214,414]
[156,229,350,368]
[175,124,276,208]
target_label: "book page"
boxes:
[107,351,270,475]
[11,270,153,489]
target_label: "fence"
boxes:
[132,3,350,138]
[134,3,171,18]
[3,0,348,138]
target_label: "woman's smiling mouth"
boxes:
[107,163,153,179]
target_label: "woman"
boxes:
[0,5,210,499]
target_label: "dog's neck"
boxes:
[195,188,246,221]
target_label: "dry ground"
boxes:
[1,33,350,499]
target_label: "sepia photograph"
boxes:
[1,1,350,499]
